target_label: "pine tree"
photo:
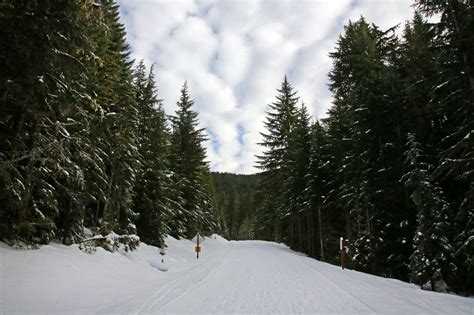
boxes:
[414,0,474,293]
[169,82,218,238]
[398,13,437,146]
[255,76,298,241]
[131,61,179,247]
[89,0,139,235]
[281,103,311,251]
[306,121,331,260]
[0,0,101,243]
[327,18,380,272]
[327,17,409,276]
[402,133,455,291]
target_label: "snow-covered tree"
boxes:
[402,133,455,291]
[281,103,311,252]
[255,76,298,241]
[169,83,219,239]
[0,0,102,244]
[131,62,181,248]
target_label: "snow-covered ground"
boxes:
[1,235,473,314]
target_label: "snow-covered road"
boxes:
[131,240,473,314]
[1,237,473,314]
[139,241,377,314]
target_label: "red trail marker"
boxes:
[340,237,345,270]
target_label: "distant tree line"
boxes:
[255,1,473,294]
[0,0,219,249]
[211,172,258,240]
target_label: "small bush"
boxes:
[79,233,140,253]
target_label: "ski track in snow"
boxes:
[1,237,473,314]
[136,243,230,314]
[137,241,472,314]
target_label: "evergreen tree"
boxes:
[131,61,180,248]
[226,188,239,239]
[306,121,331,260]
[415,0,474,294]
[169,83,218,238]
[281,103,311,252]
[211,172,258,240]
[398,13,437,146]
[0,0,101,243]
[90,0,139,235]
[255,76,298,241]
[327,18,379,272]
[327,17,409,276]
[402,134,455,291]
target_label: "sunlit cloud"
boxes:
[119,0,414,174]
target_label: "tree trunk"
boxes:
[318,205,325,260]
[103,160,116,229]
[95,199,101,226]
[307,211,313,257]
[19,120,40,226]
[297,216,303,252]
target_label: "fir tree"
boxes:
[306,121,331,260]
[281,103,311,252]
[327,17,408,276]
[415,0,474,294]
[402,133,455,291]
[0,0,101,243]
[169,82,218,238]
[91,0,139,235]
[255,76,298,241]
[131,61,179,248]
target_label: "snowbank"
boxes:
[0,235,226,314]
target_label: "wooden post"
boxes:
[340,237,345,270]
[196,233,200,259]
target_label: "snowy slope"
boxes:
[1,236,473,314]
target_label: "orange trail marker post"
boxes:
[195,234,200,259]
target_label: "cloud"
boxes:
[212,30,251,87]
[119,0,414,174]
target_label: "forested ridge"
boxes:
[0,0,472,296]
[211,172,258,240]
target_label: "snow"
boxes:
[1,237,473,314]
[149,258,168,272]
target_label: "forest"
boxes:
[0,0,472,295]
[0,0,219,250]
[211,172,258,240]
[254,2,473,294]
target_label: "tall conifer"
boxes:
[169,83,218,238]
[255,76,298,241]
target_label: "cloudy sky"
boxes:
[118,0,415,174]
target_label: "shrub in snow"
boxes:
[7,239,40,250]
[79,233,140,253]
[422,278,448,293]
[16,218,56,245]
